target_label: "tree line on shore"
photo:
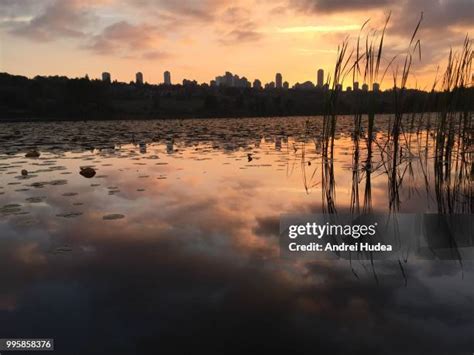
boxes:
[0,72,472,120]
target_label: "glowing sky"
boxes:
[0,0,472,88]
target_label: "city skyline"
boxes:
[1,1,472,89]
[96,67,389,92]
[100,69,336,90]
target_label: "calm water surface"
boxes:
[0,116,472,354]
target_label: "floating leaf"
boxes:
[102,214,125,220]
[56,212,83,218]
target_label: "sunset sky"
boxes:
[0,0,472,89]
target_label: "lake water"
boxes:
[0,116,473,354]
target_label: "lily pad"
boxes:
[56,212,83,218]
[102,214,125,220]
[26,197,46,203]
[25,150,40,158]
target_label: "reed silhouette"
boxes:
[313,13,472,284]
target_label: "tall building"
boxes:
[317,69,324,87]
[102,72,111,83]
[353,81,359,91]
[136,72,143,85]
[253,79,262,89]
[275,73,282,89]
[373,82,380,92]
[164,71,171,85]
[182,79,197,86]
[283,81,289,89]
[215,71,250,88]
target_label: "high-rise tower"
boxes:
[317,69,324,87]
[102,72,111,83]
[275,73,282,89]
[136,72,143,85]
[164,71,171,85]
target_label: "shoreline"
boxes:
[0,110,449,123]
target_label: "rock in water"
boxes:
[25,150,40,158]
[80,167,96,178]
[21,169,28,176]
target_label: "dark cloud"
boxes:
[216,6,263,46]
[4,0,172,58]
[0,0,44,18]
[131,0,231,21]
[287,0,472,36]
[220,6,251,24]
[286,0,472,36]
[3,0,265,55]
[379,1,473,74]
[289,0,390,13]
[85,21,163,56]
[219,24,263,46]
[8,0,94,42]
[390,0,473,36]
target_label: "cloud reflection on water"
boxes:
[0,117,472,354]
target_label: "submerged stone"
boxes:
[80,167,96,178]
